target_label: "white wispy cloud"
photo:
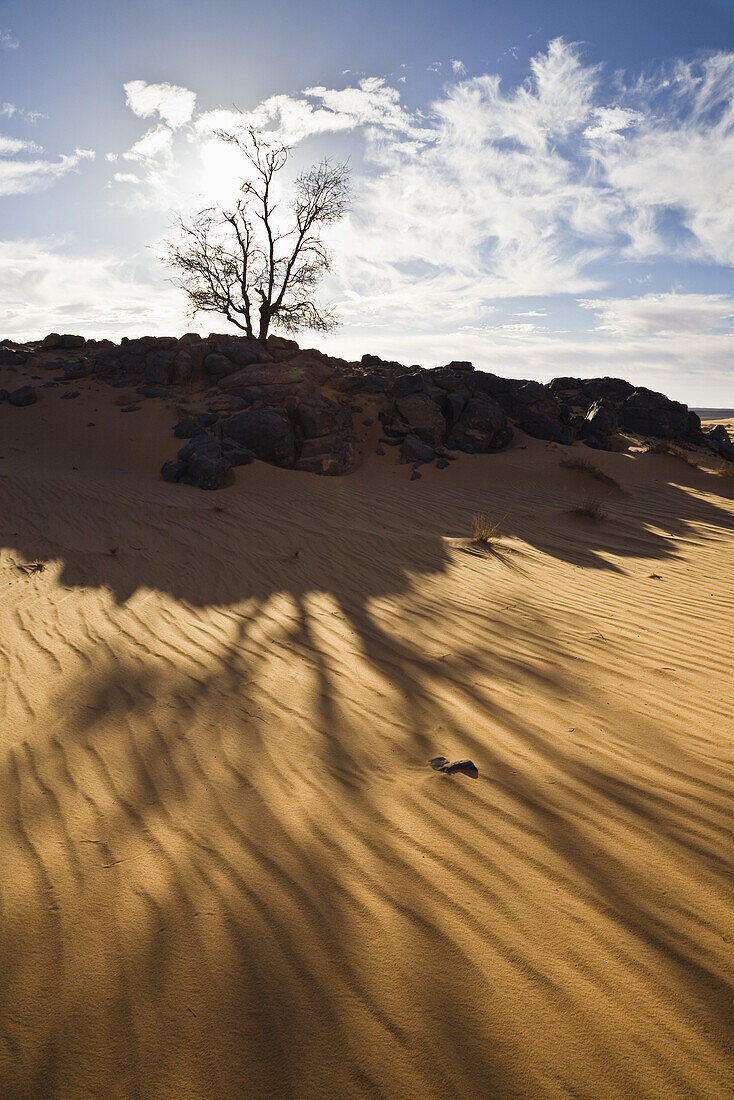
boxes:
[1,29,19,49]
[579,292,734,336]
[0,134,40,155]
[0,148,94,197]
[123,80,197,129]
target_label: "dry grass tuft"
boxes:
[648,442,701,468]
[568,497,606,521]
[560,457,620,488]
[471,511,501,546]
[16,560,46,575]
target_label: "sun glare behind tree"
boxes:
[166,125,350,344]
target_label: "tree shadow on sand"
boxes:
[2,452,734,1096]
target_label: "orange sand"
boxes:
[1,371,733,1099]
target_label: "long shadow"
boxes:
[2,437,734,1096]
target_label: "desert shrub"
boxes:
[648,442,700,468]
[471,511,501,545]
[568,497,606,521]
[560,457,620,488]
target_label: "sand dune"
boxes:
[1,380,733,1099]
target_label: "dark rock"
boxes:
[297,396,347,439]
[145,350,177,385]
[137,383,171,399]
[375,444,385,456]
[442,759,478,778]
[161,460,187,483]
[59,334,85,349]
[296,432,354,475]
[706,424,731,446]
[42,333,63,349]
[410,469,422,480]
[220,408,296,467]
[394,394,446,444]
[619,388,690,440]
[518,413,573,445]
[429,756,478,778]
[436,457,450,469]
[173,412,218,438]
[59,361,91,381]
[0,388,7,402]
[204,353,238,381]
[60,390,80,400]
[706,424,734,460]
[393,371,428,398]
[220,438,255,466]
[400,434,436,465]
[0,347,28,366]
[444,361,474,373]
[447,394,512,453]
[8,385,37,407]
[175,435,231,489]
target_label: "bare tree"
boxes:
[166,126,349,344]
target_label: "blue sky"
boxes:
[2,0,734,402]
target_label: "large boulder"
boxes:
[706,424,734,461]
[297,395,349,439]
[447,394,512,453]
[400,434,436,465]
[296,432,354,475]
[161,435,231,490]
[580,399,618,450]
[220,408,296,467]
[394,393,446,445]
[619,388,690,440]
[204,353,238,382]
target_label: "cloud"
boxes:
[0,134,40,155]
[0,147,94,197]
[579,292,734,336]
[123,126,173,162]
[123,80,197,129]
[1,29,18,49]
[0,239,187,339]
[450,59,466,76]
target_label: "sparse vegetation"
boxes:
[560,457,620,489]
[471,511,501,546]
[648,442,701,468]
[568,497,606,521]
[16,560,46,575]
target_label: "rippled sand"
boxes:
[1,384,733,1099]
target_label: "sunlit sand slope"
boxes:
[1,391,733,1099]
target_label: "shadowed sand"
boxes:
[1,382,733,1099]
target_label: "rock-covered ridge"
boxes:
[1,331,733,488]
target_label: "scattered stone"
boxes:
[429,756,478,778]
[8,385,37,407]
[61,390,80,400]
[137,383,171,399]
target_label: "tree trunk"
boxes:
[258,303,270,344]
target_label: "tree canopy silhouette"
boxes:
[167,126,350,343]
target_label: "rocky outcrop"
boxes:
[4,331,729,488]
